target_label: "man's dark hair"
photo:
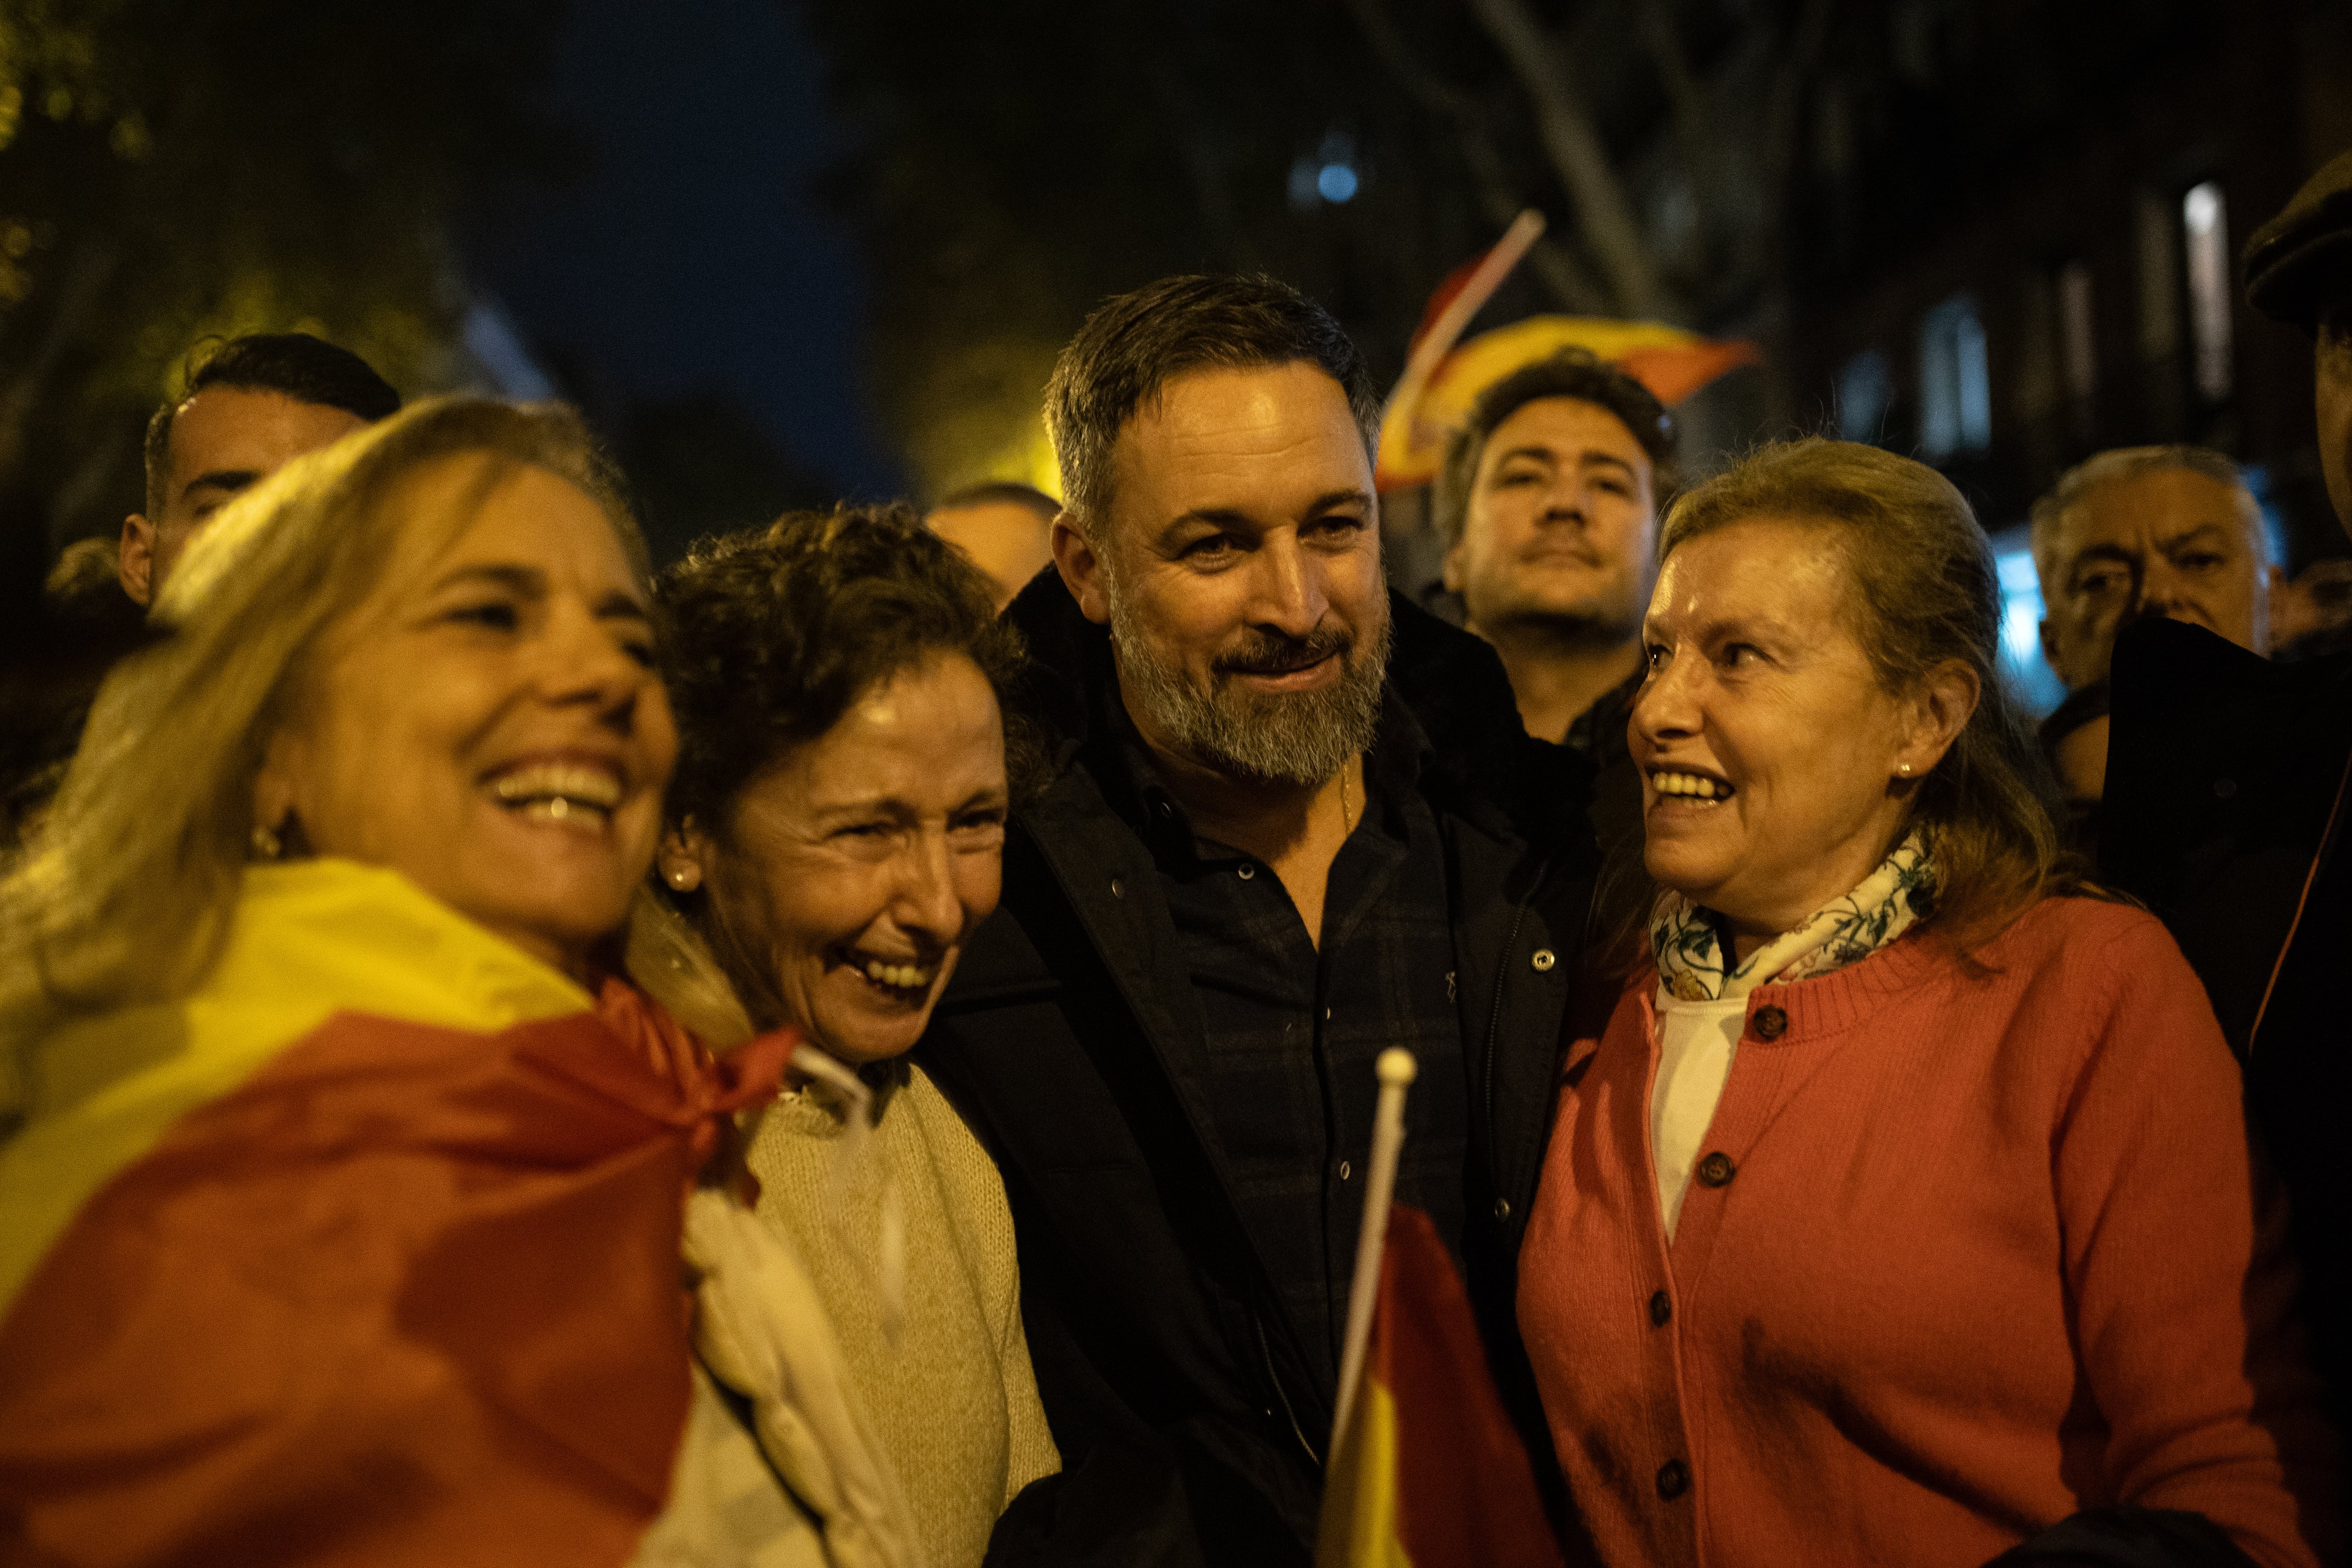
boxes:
[1432,350,1678,544]
[142,333,401,517]
[1043,274,1380,538]
[655,501,1036,836]
[933,480,1063,523]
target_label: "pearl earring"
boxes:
[1897,763,1913,777]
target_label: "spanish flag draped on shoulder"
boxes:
[0,858,787,1566]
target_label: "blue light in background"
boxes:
[1993,546,2066,716]
[1316,162,1359,204]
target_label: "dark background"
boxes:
[4,0,2347,588]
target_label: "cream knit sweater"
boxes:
[748,1064,1060,1568]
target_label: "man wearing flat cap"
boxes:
[2102,149,2352,1456]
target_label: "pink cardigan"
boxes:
[1516,897,2339,1568]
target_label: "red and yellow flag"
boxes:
[1376,315,1761,492]
[1316,1205,1568,1568]
[0,859,784,1566]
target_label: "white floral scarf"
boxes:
[1652,832,1939,1002]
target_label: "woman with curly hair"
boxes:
[647,503,1058,1568]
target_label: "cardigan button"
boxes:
[1494,1198,1511,1221]
[1648,1289,1672,1326]
[1695,1151,1735,1188]
[1110,877,1125,899]
[1655,1459,1690,1500]
[1752,1004,1787,1040]
[1530,947,1557,972]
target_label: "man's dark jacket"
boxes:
[2101,616,2352,1458]
[918,572,1602,1565]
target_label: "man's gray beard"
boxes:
[1105,576,1391,788]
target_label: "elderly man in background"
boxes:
[1434,350,1675,857]
[2028,445,2278,815]
[926,479,1060,611]
[2102,146,2352,1458]
[917,274,1595,1563]
[121,331,401,608]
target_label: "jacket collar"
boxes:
[1000,570,1590,859]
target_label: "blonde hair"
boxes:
[0,397,644,1075]
[1649,438,2081,958]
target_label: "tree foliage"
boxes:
[0,0,567,549]
[800,0,1820,500]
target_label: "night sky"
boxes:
[476,0,903,500]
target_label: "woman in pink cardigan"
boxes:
[1516,439,2339,1568]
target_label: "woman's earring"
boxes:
[1897,763,1913,777]
[250,823,283,860]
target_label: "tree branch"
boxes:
[1465,0,1670,319]
[1344,0,1610,313]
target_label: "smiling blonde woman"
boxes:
[0,399,906,1568]
[1514,440,2340,1568]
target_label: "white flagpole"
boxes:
[1329,1048,1419,1453]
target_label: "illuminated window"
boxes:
[2182,180,2233,401]
[1918,294,1991,460]
[1837,349,1892,443]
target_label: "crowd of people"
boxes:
[0,145,2348,1568]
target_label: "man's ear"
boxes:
[119,514,155,607]
[2037,616,2065,681]
[1050,512,1113,625]
[657,819,711,893]
[1894,658,1981,781]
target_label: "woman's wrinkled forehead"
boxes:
[1652,513,1862,627]
[358,450,640,610]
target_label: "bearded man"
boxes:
[916,274,1597,1564]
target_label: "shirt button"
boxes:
[1648,1289,1672,1326]
[1323,1007,1332,1022]
[1338,1161,1352,1181]
[1751,1004,1787,1040]
[1494,1198,1511,1221]
[1695,1151,1736,1188]
[1237,864,1256,880]
[2214,777,2238,798]
[1656,1459,1690,1500]
[1110,877,1125,899]
[1530,947,1557,972]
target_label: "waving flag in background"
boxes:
[1374,211,1761,492]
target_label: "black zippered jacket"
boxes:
[917,573,1603,1566]
[2101,616,2352,1466]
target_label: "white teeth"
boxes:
[493,763,622,820]
[862,959,935,991]
[1653,770,1730,801]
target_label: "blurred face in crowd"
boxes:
[1054,361,1389,786]
[660,653,1008,1064]
[2319,310,2352,535]
[1632,517,1973,951]
[122,387,367,607]
[2037,466,2279,689]
[929,499,1055,612]
[1445,396,1659,644]
[254,454,674,981]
